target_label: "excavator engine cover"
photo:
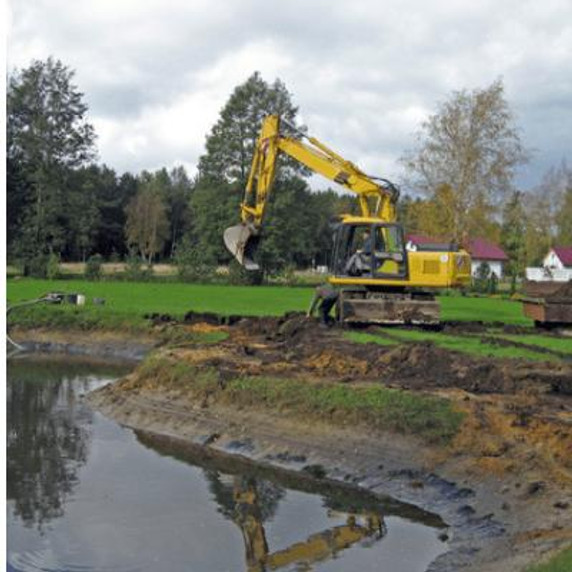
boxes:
[224,223,261,271]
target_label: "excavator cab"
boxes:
[332,222,408,280]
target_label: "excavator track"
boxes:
[337,288,440,325]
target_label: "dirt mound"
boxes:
[229,314,572,394]
[184,311,243,326]
[233,312,314,341]
[375,342,572,394]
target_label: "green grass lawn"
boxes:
[493,333,572,356]
[526,546,572,572]
[139,356,464,444]
[7,278,533,329]
[439,295,532,325]
[344,331,399,346]
[7,279,312,319]
[345,327,563,362]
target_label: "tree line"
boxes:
[7,58,571,281]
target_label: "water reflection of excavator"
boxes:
[224,115,471,324]
[232,476,386,572]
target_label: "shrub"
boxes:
[85,254,103,281]
[24,252,60,279]
[473,262,491,294]
[124,251,153,281]
[174,238,216,283]
[227,260,264,285]
[46,253,60,280]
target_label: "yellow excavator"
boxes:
[232,475,386,572]
[224,115,471,324]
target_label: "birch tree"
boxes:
[402,79,529,241]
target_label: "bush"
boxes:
[227,260,264,285]
[488,271,498,295]
[174,238,216,283]
[23,253,60,279]
[124,252,153,281]
[277,264,299,286]
[46,253,60,280]
[473,262,491,294]
[85,254,103,281]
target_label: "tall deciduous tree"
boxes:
[402,79,529,241]
[524,194,553,266]
[7,57,97,272]
[536,160,572,246]
[556,186,572,245]
[125,172,169,265]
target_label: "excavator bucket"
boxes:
[223,223,261,271]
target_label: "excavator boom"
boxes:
[224,115,399,270]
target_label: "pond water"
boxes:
[7,355,449,572]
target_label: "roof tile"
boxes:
[552,246,572,266]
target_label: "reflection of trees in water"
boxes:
[204,470,285,523]
[7,359,97,530]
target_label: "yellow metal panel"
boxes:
[331,249,471,289]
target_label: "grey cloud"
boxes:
[8,0,572,188]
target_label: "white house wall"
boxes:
[543,250,565,270]
[526,267,572,281]
[471,260,503,278]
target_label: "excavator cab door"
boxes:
[371,224,408,279]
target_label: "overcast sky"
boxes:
[7,0,572,191]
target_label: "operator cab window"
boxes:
[337,225,372,277]
[335,223,407,279]
[372,225,407,278]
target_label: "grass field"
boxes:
[7,278,533,325]
[525,546,572,572]
[138,356,464,444]
[439,295,532,325]
[344,329,566,362]
[6,279,309,316]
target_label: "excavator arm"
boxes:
[224,115,399,269]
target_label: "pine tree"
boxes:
[7,57,96,273]
[501,191,527,284]
[191,72,306,267]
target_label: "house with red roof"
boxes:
[544,246,572,270]
[466,238,509,278]
[406,235,509,277]
[526,246,572,281]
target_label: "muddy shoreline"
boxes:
[10,321,572,571]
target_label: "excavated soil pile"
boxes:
[217,314,572,395]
